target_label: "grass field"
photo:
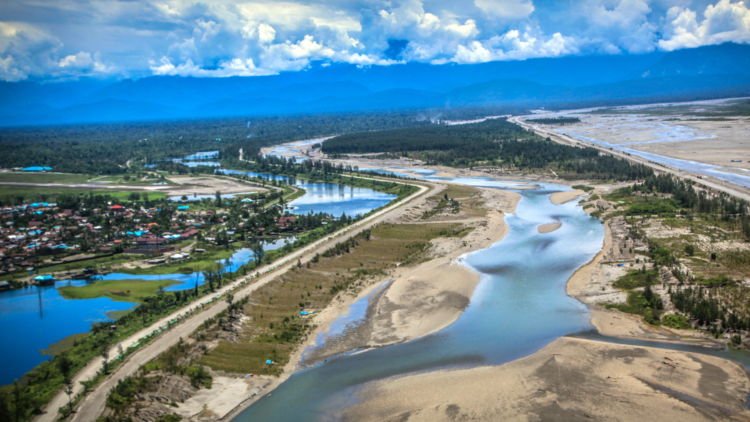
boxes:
[0,172,93,184]
[0,185,166,203]
[201,222,466,375]
[424,184,486,219]
[58,279,178,302]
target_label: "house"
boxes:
[21,166,53,172]
[181,228,199,239]
[277,215,297,229]
[34,274,55,285]
[126,235,171,255]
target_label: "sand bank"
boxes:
[303,187,520,363]
[537,221,561,233]
[550,189,585,205]
[345,337,750,422]
[368,188,518,347]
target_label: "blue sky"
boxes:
[1,0,749,81]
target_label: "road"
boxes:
[37,175,432,422]
[509,116,750,202]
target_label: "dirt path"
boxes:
[39,176,432,422]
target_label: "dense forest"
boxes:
[0,113,429,174]
[324,119,651,180]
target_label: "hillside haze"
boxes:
[3,43,750,126]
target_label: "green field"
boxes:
[0,185,166,203]
[0,172,93,184]
[59,279,178,302]
[201,222,467,375]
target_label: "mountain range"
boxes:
[2,43,750,126]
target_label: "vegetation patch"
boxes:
[201,222,464,375]
[613,268,659,290]
[607,286,663,325]
[59,279,178,303]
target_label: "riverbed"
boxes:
[235,181,604,421]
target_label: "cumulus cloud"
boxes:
[2,0,750,81]
[474,0,535,20]
[0,22,60,81]
[0,21,113,80]
[58,51,112,74]
[660,0,750,50]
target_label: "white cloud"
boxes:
[257,23,276,44]
[149,56,271,77]
[58,51,112,73]
[660,0,750,50]
[445,19,479,38]
[448,27,577,64]
[3,0,750,81]
[453,40,493,63]
[474,0,535,20]
[0,21,60,81]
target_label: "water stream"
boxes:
[236,183,604,420]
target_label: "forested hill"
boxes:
[2,43,750,126]
[323,119,651,181]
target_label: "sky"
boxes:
[1,0,750,82]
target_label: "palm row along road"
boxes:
[509,116,750,203]
[36,174,432,422]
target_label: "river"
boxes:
[237,140,750,420]
[235,181,604,420]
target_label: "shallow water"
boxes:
[0,171,394,385]
[218,169,396,218]
[558,128,750,189]
[235,183,604,421]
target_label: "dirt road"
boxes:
[37,176,432,422]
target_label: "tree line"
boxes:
[323,118,652,180]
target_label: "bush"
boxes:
[661,313,691,329]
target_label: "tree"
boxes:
[251,241,265,265]
[13,381,24,422]
[684,244,695,256]
[101,347,110,374]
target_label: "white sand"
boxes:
[537,221,561,233]
[345,337,750,421]
[550,189,585,205]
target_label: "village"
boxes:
[0,187,312,289]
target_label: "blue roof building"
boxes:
[22,166,53,172]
